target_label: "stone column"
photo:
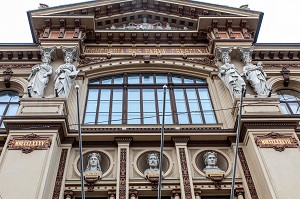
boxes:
[172,189,181,199]
[115,137,132,199]
[235,188,244,199]
[172,137,195,199]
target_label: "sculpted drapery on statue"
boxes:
[217,47,246,97]
[27,46,56,97]
[238,47,272,96]
[54,46,79,98]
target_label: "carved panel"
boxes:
[255,132,298,152]
[7,133,51,154]
[119,148,127,199]
[179,148,192,199]
[52,149,68,199]
[238,148,259,199]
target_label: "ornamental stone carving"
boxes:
[27,46,56,97]
[217,47,245,97]
[144,153,160,178]
[84,152,102,191]
[54,46,79,98]
[238,47,272,96]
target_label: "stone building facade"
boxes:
[0,0,300,199]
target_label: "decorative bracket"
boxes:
[3,68,13,88]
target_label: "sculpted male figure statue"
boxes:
[203,151,223,174]
[27,46,55,97]
[144,153,160,178]
[54,46,79,98]
[218,48,245,97]
[85,152,102,172]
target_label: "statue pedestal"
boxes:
[144,171,160,190]
[206,171,225,189]
[84,171,102,192]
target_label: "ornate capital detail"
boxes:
[216,47,232,63]
[237,46,254,63]
[52,149,68,199]
[255,132,299,152]
[129,189,138,197]
[179,148,193,199]
[115,137,133,144]
[172,189,181,197]
[64,190,74,199]
[235,187,245,196]
[8,133,52,154]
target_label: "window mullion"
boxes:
[196,88,206,124]
[183,88,192,124]
[108,88,113,125]
[95,89,101,125]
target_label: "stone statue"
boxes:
[239,47,272,96]
[144,153,160,178]
[85,152,102,172]
[217,47,246,97]
[27,46,56,97]
[54,46,79,98]
[203,151,223,174]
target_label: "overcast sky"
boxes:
[0,0,299,44]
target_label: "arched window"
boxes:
[84,74,217,125]
[277,89,300,114]
[0,91,20,128]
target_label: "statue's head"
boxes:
[203,151,218,167]
[86,152,101,171]
[147,153,159,168]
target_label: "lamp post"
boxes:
[158,84,167,199]
[230,86,246,199]
[75,85,86,199]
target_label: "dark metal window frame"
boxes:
[0,90,20,128]
[84,73,217,125]
[278,89,300,114]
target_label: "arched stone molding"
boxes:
[73,149,114,178]
[268,76,300,93]
[78,58,217,80]
[0,77,28,95]
[133,149,173,178]
[192,149,232,177]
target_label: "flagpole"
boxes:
[158,84,167,199]
[75,85,86,199]
[230,86,246,199]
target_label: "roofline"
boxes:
[254,43,300,46]
[253,12,264,43]
[0,43,38,46]
[27,11,36,44]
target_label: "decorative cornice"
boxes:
[172,136,190,144]
[115,137,133,144]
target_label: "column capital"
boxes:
[64,190,74,199]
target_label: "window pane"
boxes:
[6,104,18,116]
[101,77,112,84]
[289,102,300,114]
[100,89,111,100]
[143,112,157,124]
[280,103,290,114]
[89,79,100,84]
[199,88,210,99]
[127,113,141,124]
[99,101,110,112]
[201,100,213,110]
[186,89,197,100]
[143,89,155,100]
[128,101,140,112]
[204,111,216,124]
[0,104,5,116]
[88,89,99,100]
[157,89,170,100]
[176,101,187,112]
[195,78,205,83]
[156,75,168,84]
[128,89,140,100]
[113,89,123,100]
[111,113,122,124]
[191,112,203,124]
[114,76,123,84]
[189,100,200,112]
[159,113,173,124]
[174,89,185,100]
[97,113,109,124]
[142,74,154,84]
[143,101,156,112]
[10,95,19,102]
[172,76,182,84]
[0,94,10,102]
[84,112,96,124]
[178,113,189,124]
[158,101,171,113]
[86,101,97,112]
[128,75,140,84]
[112,101,122,112]
[183,77,194,83]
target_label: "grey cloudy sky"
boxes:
[0,0,299,43]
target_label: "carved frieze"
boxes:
[8,133,52,154]
[179,148,192,199]
[52,149,68,199]
[255,132,299,152]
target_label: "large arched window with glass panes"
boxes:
[84,74,217,125]
[0,91,20,128]
[277,89,300,114]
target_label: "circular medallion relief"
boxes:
[74,150,112,177]
[195,150,229,176]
